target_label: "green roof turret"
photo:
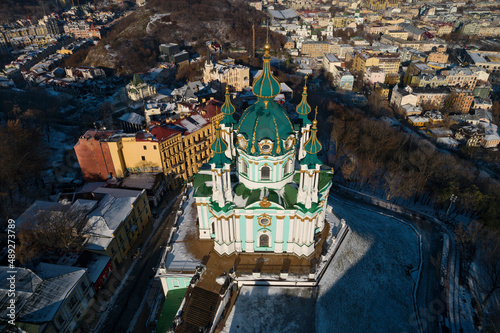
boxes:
[302,108,322,167]
[296,75,312,125]
[252,43,281,99]
[132,73,143,86]
[210,120,231,167]
[221,86,236,126]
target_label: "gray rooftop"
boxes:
[14,263,86,324]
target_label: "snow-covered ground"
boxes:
[316,196,420,332]
[146,13,171,35]
[222,286,317,333]
[222,194,421,332]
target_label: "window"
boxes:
[241,160,248,175]
[142,156,146,161]
[259,234,269,247]
[259,217,270,227]
[261,166,270,180]
[143,145,147,150]
[173,279,180,287]
[57,315,65,326]
[284,160,292,176]
[68,294,78,309]
[154,146,157,150]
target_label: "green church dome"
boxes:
[236,98,294,156]
[236,43,294,157]
[252,44,280,99]
[221,86,236,126]
[210,121,231,167]
[302,118,322,168]
[296,76,312,125]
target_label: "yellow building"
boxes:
[332,16,347,28]
[150,100,224,188]
[384,29,409,40]
[85,188,151,268]
[75,101,224,188]
[104,132,162,179]
[301,41,333,58]
[408,116,429,127]
[352,50,401,75]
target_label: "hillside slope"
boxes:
[82,0,283,75]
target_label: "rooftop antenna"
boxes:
[252,24,255,58]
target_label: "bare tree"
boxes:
[18,205,89,264]
[475,229,500,307]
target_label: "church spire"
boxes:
[302,107,322,167]
[220,85,236,126]
[210,120,231,167]
[251,30,280,100]
[296,75,312,125]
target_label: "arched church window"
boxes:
[261,166,271,180]
[241,160,248,176]
[259,234,269,247]
[284,159,292,176]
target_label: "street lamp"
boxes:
[446,194,457,217]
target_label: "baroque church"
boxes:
[193,42,333,257]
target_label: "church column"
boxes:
[299,218,305,245]
[214,218,221,243]
[221,217,229,243]
[306,217,314,245]
[288,216,295,245]
[235,215,242,251]
[275,215,284,253]
[228,216,234,242]
[245,215,254,252]
[249,161,255,180]
[293,216,300,245]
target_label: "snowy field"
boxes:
[316,195,420,332]
[221,286,316,333]
[222,194,421,332]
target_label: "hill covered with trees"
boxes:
[80,0,285,74]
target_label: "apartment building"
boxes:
[301,41,332,57]
[203,58,250,92]
[451,88,474,114]
[352,50,400,75]
[85,188,151,268]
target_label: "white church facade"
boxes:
[193,42,334,257]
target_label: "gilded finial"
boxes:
[303,75,308,93]
[215,119,220,128]
[225,85,229,93]
[266,21,269,44]
[313,107,318,128]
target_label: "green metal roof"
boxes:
[156,288,187,333]
[132,73,143,86]
[221,86,236,126]
[296,78,312,125]
[193,173,212,197]
[232,183,297,209]
[301,121,323,168]
[252,44,280,99]
[236,99,294,156]
[210,123,231,167]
